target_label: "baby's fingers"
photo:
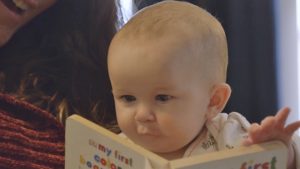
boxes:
[275,107,290,128]
[285,121,300,136]
[260,116,276,130]
[246,123,268,144]
[276,107,300,136]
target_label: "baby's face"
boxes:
[108,36,212,158]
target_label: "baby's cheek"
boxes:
[116,112,134,131]
[160,116,191,136]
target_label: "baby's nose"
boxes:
[134,105,155,122]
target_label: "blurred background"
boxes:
[117,0,300,133]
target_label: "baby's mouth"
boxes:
[137,126,159,136]
[1,0,29,15]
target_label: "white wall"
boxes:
[117,0,135,29]
[275,0,299,135]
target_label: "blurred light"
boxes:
[117,0,135,28]
[297,0,300,135]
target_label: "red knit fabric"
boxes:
[0,93,64,169]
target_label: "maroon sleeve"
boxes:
[0,93,65,169]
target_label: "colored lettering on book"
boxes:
[240,156,277,169]
[80,154,123,169]
[79,139,134,169]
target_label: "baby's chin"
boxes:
[152,146,187,160]
[137,141,187,158]
[128,133,191,158]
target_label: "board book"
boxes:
[65,114,288,169]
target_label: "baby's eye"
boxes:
[155,95,173,102]
[120,95,136,102]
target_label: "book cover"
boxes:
[65,114,287,169]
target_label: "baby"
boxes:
[107,1,300,168]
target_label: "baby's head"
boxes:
[108,1,231,159]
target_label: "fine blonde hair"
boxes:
[112,1,228,84]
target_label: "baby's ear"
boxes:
[207,83,231,120]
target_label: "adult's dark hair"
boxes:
[0,0,117,129]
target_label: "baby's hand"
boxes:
[243,107,300,145]
[243,107,300,169]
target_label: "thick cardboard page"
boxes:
[65,114,287,169]
[170,141,287,169]
[65,115,168,169]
